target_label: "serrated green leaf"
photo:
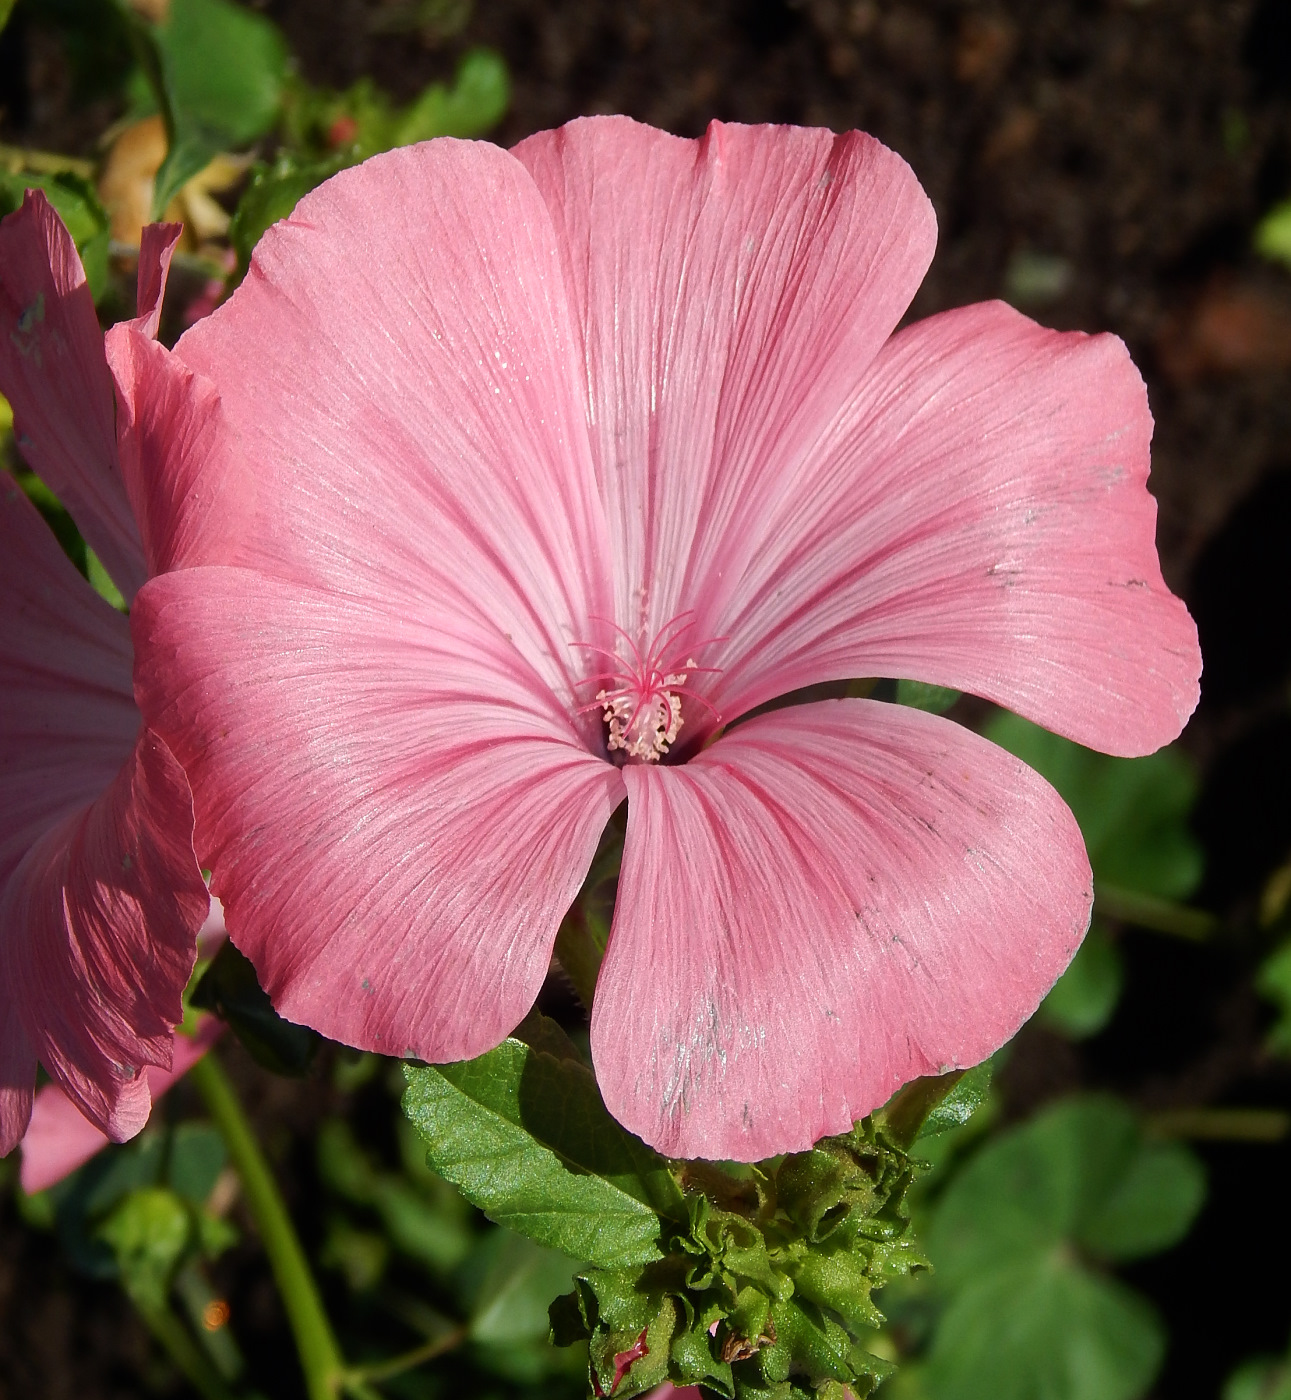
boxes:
[924,1258,1164,1400]
[984,712,1202,902]
[1038,920,1124,1039]
[403,1039,675,1267]
[146,0,288,213]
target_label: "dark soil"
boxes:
[2,1,1291,1397]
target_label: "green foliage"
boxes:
[1225,1355,1291,1400]
[1255,200,1291,271]
[403,1035,677,1268]
[230,49,509,266]
[190,938,321,1076]
[919,1095,1206,1400]
[1256,942,1291,1055]
[985,712,1203,1038]
[895,681,961,715]
[404,1031,927,1398]
[139,0,289,213]
[0,168,110,299]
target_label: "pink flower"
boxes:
[134,118,1200,1160]
[18,901,228,1195]
[0,191,245,1156]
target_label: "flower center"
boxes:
[577,614,723,764]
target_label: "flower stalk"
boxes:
[188,1051,348,1400]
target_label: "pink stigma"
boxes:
[576,613,723,764]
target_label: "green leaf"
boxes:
[928,1096,1204,1284]
[1038,921,1124,1039]
[0,0,17,36]
[1224,1356,1291,1400]
[166,1123,227,1205]
[228,151,344,266]
[465,1230,580,1353]
[189,939,320,1076]
[146,0,288,214]
[391,47,509,143]
[97,1186,192,1308]
[984,712,1203,902]
[917,1061,995,1140]
[895,681,962,715]
[1257,942,1291,1056]
[925,1258,1164,1400]
[403,1040,675,1267]
[0,170,111,300]
[921,1096,1204,1400]
[1255,199,1291,271]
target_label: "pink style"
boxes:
[134,117,1201,1161]
[0,192,242,1157]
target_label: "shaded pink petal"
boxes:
[0,729,209,1140]
[0,190,146,602]
[0,997,37,1156]
[134,567,625,1061]
[514,116,936,649]
[707,302,1200,757]
[19,1015,224,1194]
[132,222,182,339]
[174,138,612,714]
[593,700,1091,1160]
[105,324,256,576]
[0,480,137,891]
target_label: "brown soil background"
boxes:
[3,1,1291,1396]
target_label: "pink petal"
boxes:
[513,116,936,648]
[104,324,256,576]
[134,567,625,1061]
[592,699,1091,1160]
[132,222,183,339]
[0,728,209,1140]
[0,480,137,892]
[0,999,37,1156]
[19,1015,224,1194]
[174,138,613,715]
[707,301,1200,757]
[0,190,146,602]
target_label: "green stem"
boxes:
[344,1325,467,1387]
[131,1295,240,1400]
[189,1052,346,1400]
[1093,882,1218,942]
[1146,1107,1290,1142]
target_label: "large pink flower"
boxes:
[0,191,244,1155]
[134,118,1200,1160]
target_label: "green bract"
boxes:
[403,1029,928,1399]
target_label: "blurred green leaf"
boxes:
[925,1260,1163,1400]
[984,712,1203,902]
[144,0,288,213]
[0,169,110,299]
[190,939,320,1076]
[227,150,344,266]
[921,1096,1205,1400]
[1225,1355,1291,1400]
[896,681,961,715]
[167,1123,227,1206]
[1256,200,1291,271]
[1037,921,1124,1040]
[390,47,509,142]
[0,0,16,39]
[1257,942,1291,1056]
[403,1039,677,1268]
[97,1186,192,1308]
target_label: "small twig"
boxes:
[1146,1107,1290,1142]
[1093,882,1218,942]
[344,1325,467,1388]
